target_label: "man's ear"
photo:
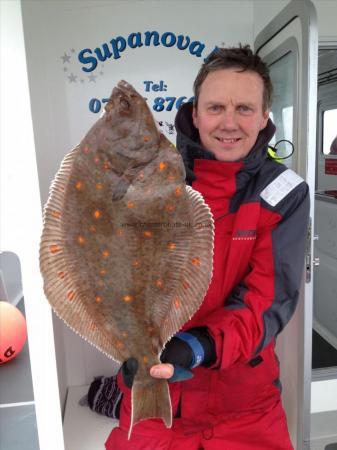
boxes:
[260,109,270,130]
[192,106,199,129]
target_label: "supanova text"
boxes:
[78,31,214,72]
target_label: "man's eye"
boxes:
[238,105,251,113]
[209,105,221,112]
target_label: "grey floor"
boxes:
[0,298,40,450]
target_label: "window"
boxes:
[323,108,337,155]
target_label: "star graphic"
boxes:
[88,73,97,82]
[61,52,71,63]
[68,73,78,83]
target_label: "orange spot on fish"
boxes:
[94,157,100,164]
[159,161,168,171]
[175,186,183,197]
[155,279,164,289]
[132,260,141,268]
[116,228,124,236]
[93,209,102,219]
[103,161,111,170]
[182,280,190,290]
[127,201,135,208]
[67,290,75,301]
[122,331,128,338]
[143,135,151,142]
[99,268,107,277]
[167,175,175,182]
[167,242,176,250]
[49,244,60,254]
[102,249,110,258]
[98,280,105,287]
[77,235,85,245]
[174,298,181,309]
[95,182,104,190]
[58,271,66,279]
[51,210,61,219]
[123,295,134,303]
[143,230,153,238]
[82,145,90,154]
[116,340,125,350]
[95,295,102,303]
[165,204,175,212]
[191,257,201,266]
[75,181,84,190]
[89,225,97,233]
[143,356,149,364]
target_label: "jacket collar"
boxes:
[175,102,276,185]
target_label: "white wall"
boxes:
[1,1,64,448]
[253,0,337,42]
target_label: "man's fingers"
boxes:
[150,363,174,379]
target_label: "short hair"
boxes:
[193,45,273,112]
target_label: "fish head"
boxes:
[104,80,160,150]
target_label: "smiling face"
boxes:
[192,68,269,162]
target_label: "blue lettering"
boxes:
[78,48,97,73]
[94,43,112,62]
[128,32,143,49]
[89,98,101,113]
[177,35,190,51]
[144,31,160,47]
[189,41,205,57]
[143,81,153,92]
[110,36,127,59]
[161,32,176,48]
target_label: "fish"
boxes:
[39,80,214,438]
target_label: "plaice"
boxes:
[39,80,214,438]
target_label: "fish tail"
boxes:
[128,379,172,439]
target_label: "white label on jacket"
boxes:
[260,169,303,207]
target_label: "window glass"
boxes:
[323,108,337,155]
[269,51,295,168]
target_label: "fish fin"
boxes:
[129,379,172,439]
[112,178,130,201]
[159,185,214,345]
[40,145,127,364]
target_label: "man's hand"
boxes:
[121,327,216,388]
[150,363,175,379]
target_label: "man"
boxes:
[104,45,310,449]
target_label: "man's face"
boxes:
[192,68,269,162]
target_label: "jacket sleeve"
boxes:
[202,181,310,370]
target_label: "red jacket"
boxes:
[116,103,310,435]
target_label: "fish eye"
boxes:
[120,97,130,110]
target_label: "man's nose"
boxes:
[219,110,238,130]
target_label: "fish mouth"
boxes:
[115,80,137,98]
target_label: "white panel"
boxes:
[253,0,337,41]
[311,380,337,413]
[0,1,64,449]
